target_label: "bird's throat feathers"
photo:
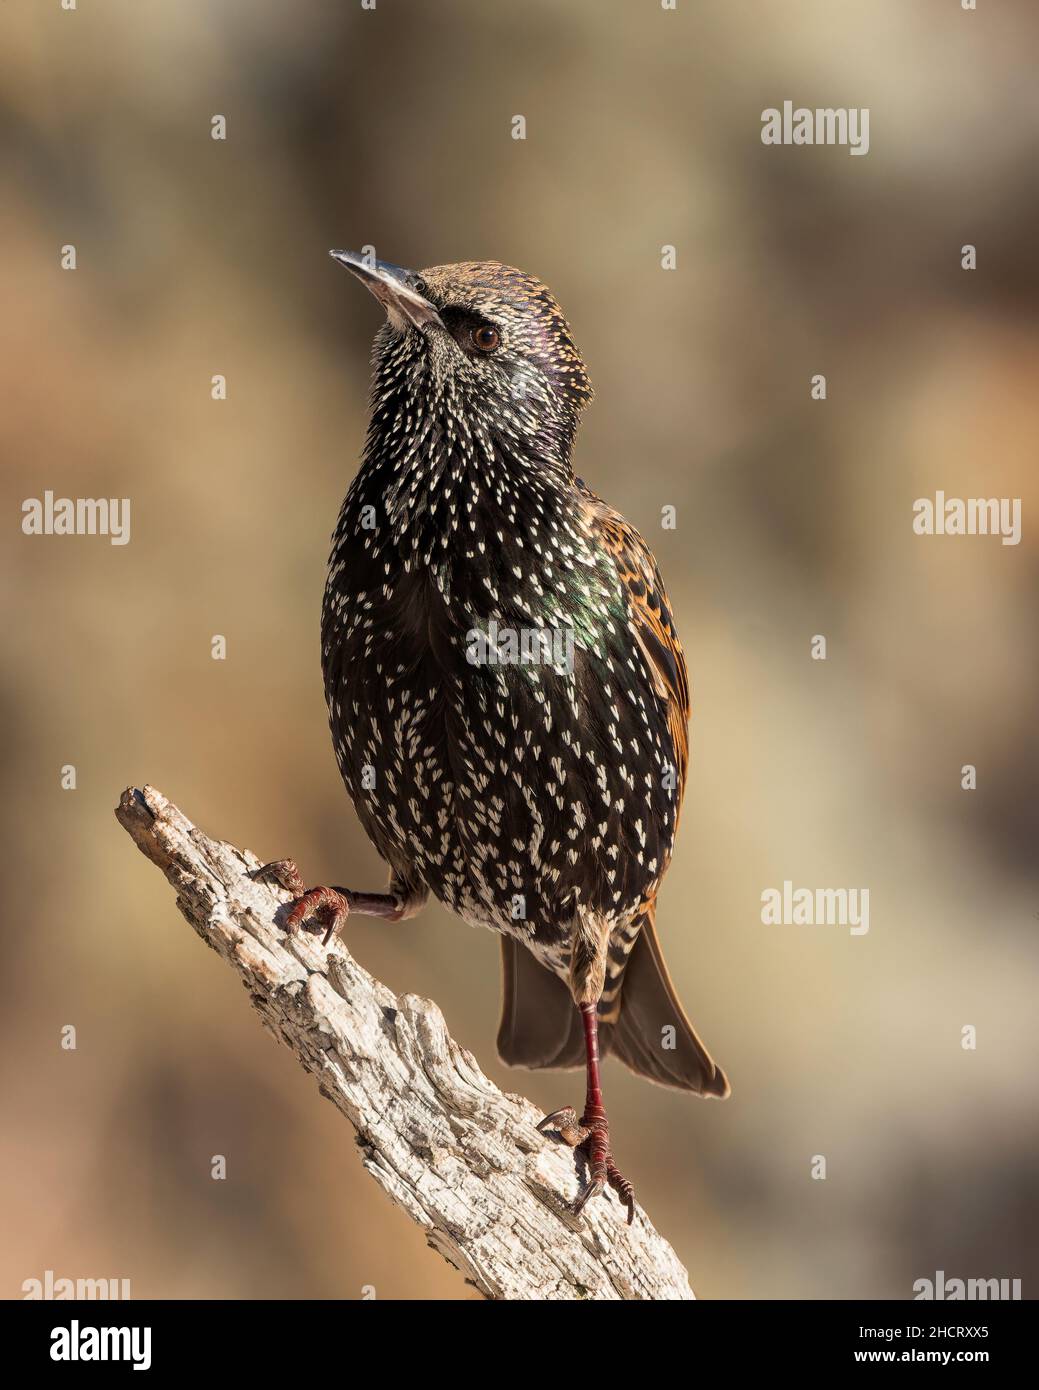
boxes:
[356,327,581,555]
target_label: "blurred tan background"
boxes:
[3,0,1037,1300]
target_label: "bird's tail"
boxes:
[496,909,730,1098]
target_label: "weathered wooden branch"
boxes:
[114,785,694,1301]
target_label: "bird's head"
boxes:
[331,252,593,473]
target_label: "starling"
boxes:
[260,253,730,1224]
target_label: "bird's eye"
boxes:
[412,276,428,296]
[470,325,500,353]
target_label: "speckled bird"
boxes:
[260,252,730,1223]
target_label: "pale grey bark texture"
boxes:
[115,785,695,1301]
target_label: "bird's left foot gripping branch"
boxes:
[257,249,731,1225]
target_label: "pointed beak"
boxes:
[330,250,443,331]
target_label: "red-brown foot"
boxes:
[253,859,350,946]
[536,1103,636,1225]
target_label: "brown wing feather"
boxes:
[583,489,691,824]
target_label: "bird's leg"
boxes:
[253,859,426,946]
[537,1000,636,1226]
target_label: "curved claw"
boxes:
[573,1174,605,1216]
[285,886,350,945]
[536,1106,589,1148]
[254,862,350,944]
[607,1163,636,1226]
[253,859,307,896]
